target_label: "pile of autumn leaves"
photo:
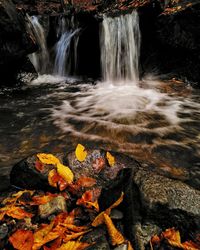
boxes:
[0,144,132,250]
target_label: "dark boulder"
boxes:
[0,0,37,86]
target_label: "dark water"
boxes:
[0,75,200,190]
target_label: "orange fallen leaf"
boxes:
[9,229,34,250]
[106,152,115,167]
[2,190,34,205]
[6,206,33,220]
[75,144,87,162]
[104,213,125,246]
[92,192,124,227]
[57,241,90,250]
[63,230,90,243]
[76,176,97,188]
[31,193,57,205]
[76,190,100,212]
[48,169,68,191]
[37,153,60,165]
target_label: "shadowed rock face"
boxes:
[0,0,37,85]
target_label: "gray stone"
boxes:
[134,168,200,216]
[110,209,123,220]
[113,243,128,250]
[0,224,8,240]
[39,196,67,219]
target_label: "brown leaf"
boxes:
[76,190,100,211]
[9,229,34,250]
[6,206,33,220]
[93,157,105,173]
[35,160,45,172]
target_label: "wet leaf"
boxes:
[37,153,60,165]
[57,241,90,250]
[103,213,125,246]
[106,152,115,167]
[57,163,74,184]
[9,229,34,250]
[75,144,87,162]
[92,192,124,227]
[2,190,34,205]
[31,193,57,205]
[63,230,90,243]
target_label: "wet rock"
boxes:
[134,222,161,250]
[10,154,64,190]
[110,209,123,220]
[133,168,200,232]
[0,0,37,86]
[81,227,110,250]
[39,196,67,219]
[0,224,8,240]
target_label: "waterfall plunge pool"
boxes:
[0,75,200,190]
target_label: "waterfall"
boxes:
[54,17,80,76]
[100,11,141,82]
[28,16,50,74]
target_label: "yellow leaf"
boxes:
[37,153,60,165]
[106,152,115,167]
[75,144,87,162]
[103,213,125,246]
[57,163,74,184]
[57,241,90,250]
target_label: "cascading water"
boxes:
[101,11,141,82]
[53,17,80,76]
[28,16,50,74]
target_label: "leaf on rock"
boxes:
[37,153,60,165]
[93,157,105,173]
[57,241,90,250]
[92,192,124,227]
[9,229,34,250]
[103,213,125,246]
[48,169,58,188]
[106,152,115,167]
[35,160,45,172]
[31,193,57,205]
[75,144,87,162]
[76,176,97,188]
[57,163,74,184]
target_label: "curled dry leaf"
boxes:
[103,213,125,246]
[31,193,58,205]
[9,229,34,250]
[48,169,68,191]
[37,153,60,165]
[92,192,124,227]
[75,144,87,162]
[56,163,74,184]
[76,190,100,212]
[106,152,115,167]
[57,241,91,250]
[2,190,34,205]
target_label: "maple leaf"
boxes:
[9,229,34,250]
[75,144,87,162]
